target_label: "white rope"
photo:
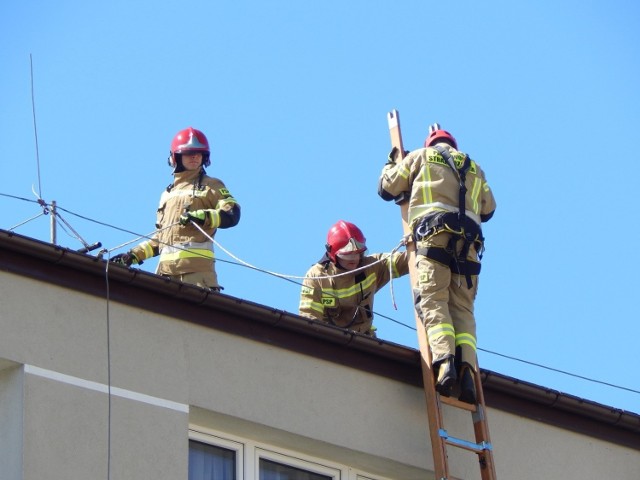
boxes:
[106,222,180,253]
[191,221,406,281]
[387,234,410,309]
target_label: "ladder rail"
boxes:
[472,368,497,478]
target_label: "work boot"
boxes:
[458,364,477,404]
[434,356,457,397]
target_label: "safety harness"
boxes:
[316,258,373,330]
[413,145,484,288]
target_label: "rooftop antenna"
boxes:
[29,53,53,239]
[50,200,57,244]
[30,54,44,205]
[29,54,101,253]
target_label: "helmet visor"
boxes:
[336,237,366,257]
[336,252,362,263]
[176,135,208,152]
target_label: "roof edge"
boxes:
[1,229,639,447]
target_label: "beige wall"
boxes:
[0,364,23,480]
[1,271,638,479]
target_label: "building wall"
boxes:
[0,364,23,480]
[0,270,638,479]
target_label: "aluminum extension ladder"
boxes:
[387,109,497,480]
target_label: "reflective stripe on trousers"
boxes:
[414,233,478,369]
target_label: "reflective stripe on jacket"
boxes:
[130,168,239,276]
[379,144,496,229]
[299,252,409,333]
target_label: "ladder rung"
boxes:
[439,395,477,412]
[439,429,493,454]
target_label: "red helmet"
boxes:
[424,123,457,149]
[168,127,211,168]
[325,220,367,263]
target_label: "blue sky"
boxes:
[2,1,639,414]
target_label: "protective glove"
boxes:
[179,210,207,226]
[387,146,409,164]
[110,251,141,266]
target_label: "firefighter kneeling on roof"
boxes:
[299,220,409,336]
[378,124,496,404]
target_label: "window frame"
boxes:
[189,426,394,480]
[189,430,244,480]
[255,447,340,479]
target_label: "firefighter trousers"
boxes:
[413,232,479,371]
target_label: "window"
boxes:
[189,441,236,480]
[256,449,338,480]
[189,427,392,480]
[259,458,332,480]
[189,433,243,480]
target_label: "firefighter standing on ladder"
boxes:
[378,124,496,403]
[111,127,241,292]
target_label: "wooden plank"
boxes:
[386,109,450,479]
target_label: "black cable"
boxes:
[0,192,42,204]
[54,204,150,239]
[477,348,640,395]
[2,193,638,399]
[104,257,113,480]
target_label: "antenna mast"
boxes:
[50,200,57,244]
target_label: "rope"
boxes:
[193,221,406,281]
[1,193,638,399]
[387,234,411,310]
[105,223,179,254]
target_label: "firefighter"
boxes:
[299,220,409,336]
[378,124,496,403]
[111,127,240,291]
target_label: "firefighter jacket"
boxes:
[378,144,496,230]
[299,251,409,335]
[130,168,240,276]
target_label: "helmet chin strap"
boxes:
[172,155,185,173]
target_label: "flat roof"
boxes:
[1,228,638,450]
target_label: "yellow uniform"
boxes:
[379,143,496,369]
[131,168,239,289]
[299,252,409,335]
